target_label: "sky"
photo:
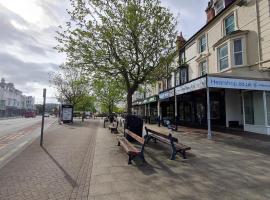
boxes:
[0,0,209,104]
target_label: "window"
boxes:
[167,76,172,89]
[199,60,207,76]
[244,91,254,124]
[215,0,225,14]
[180,67,188,84]
[224,14,235,35]
[199,35,207,53]
[218,44,229,71]
[233,39,243,66]
[180,51,185,64]
[175,71,180,86]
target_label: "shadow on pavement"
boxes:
[41,146,78,188]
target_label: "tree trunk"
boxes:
[126,89,133,115]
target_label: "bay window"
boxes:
[233,39,243,66]
[218,44,229,71]
[180,67,188,84]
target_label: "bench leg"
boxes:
[117,141,120,146]
[182,150,187,159]
[128,155,133,164]
[170,147,177,160]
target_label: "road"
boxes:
[0,116,56,169]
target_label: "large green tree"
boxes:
[75,95,96,112]
[56,0,177,114]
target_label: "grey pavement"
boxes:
[1,118,270,200]
[0,119,97,200]
[90,120,270,200]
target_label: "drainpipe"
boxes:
[255,0,263,68]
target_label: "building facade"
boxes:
[0,78,35,117]
[133,0,270,135]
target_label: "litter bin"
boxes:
[125,115,143,141]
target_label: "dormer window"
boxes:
[199,35,207,53]
[214,0,225,14]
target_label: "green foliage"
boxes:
[92,77,125,114]
[75,95,96,112]
[50,65,90,106]
[56,0,178,113]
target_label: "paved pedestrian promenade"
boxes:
[0,119,97,200]
[1,118,270,200]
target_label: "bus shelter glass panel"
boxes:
[243,91,265,125]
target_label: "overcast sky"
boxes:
[0,0,208,104]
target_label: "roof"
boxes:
[182,0,238,48]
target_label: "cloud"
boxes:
[160,0,209,39]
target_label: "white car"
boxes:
[44,113,50,117]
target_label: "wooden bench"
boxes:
[109,121,118,133]
[145,127,191,160]
[117,129,147,164]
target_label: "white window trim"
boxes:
[198,34,207,54]
[217,43,230,72]
[230,36,247,67]
[223,11,237,36]
[214,0,225,15]
[216,35,247,72]
[198,59,208,76]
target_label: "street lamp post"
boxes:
[40,88,46,146]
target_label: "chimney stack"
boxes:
[206,0,215,23]
[176,32,186,50]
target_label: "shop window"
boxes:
[244,91,254,124]
[218,44,229,71]
[224,14,235,35]
[199,60,207,76]
[215,0,225,14]
[266,92,270,126]
[211,101,220,119]
[233,39,243,66]
[199,35,207,53]
[179,102,184,120]
[180,67,188,84]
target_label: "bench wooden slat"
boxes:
[174,143,191,151]
[125,129,145,144]
[145,127,178,142]
[119,138,140,155]
[149,134,171,145]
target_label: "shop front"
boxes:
[159,88,175,121]
[174,75,270,136]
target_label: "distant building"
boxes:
[0,78,35,117]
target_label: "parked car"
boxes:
[44,113,50,117]
[24,111,36,118]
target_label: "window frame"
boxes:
[232,38,244,66]
[198,34,207,53]
[199,60,207,76]
[180,67,189,85]
[218,44,229,71]
[214,0,225,14]
[224,14,235,36]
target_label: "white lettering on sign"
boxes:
[175,77,206,95]
[208,77,270,91]
[159,89,174,100]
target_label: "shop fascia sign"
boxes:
[159,89,174,100]
[175,77,206,95]
[208,77,270,91]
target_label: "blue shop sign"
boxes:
[159,89,174,100]
[208,77,270,91]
